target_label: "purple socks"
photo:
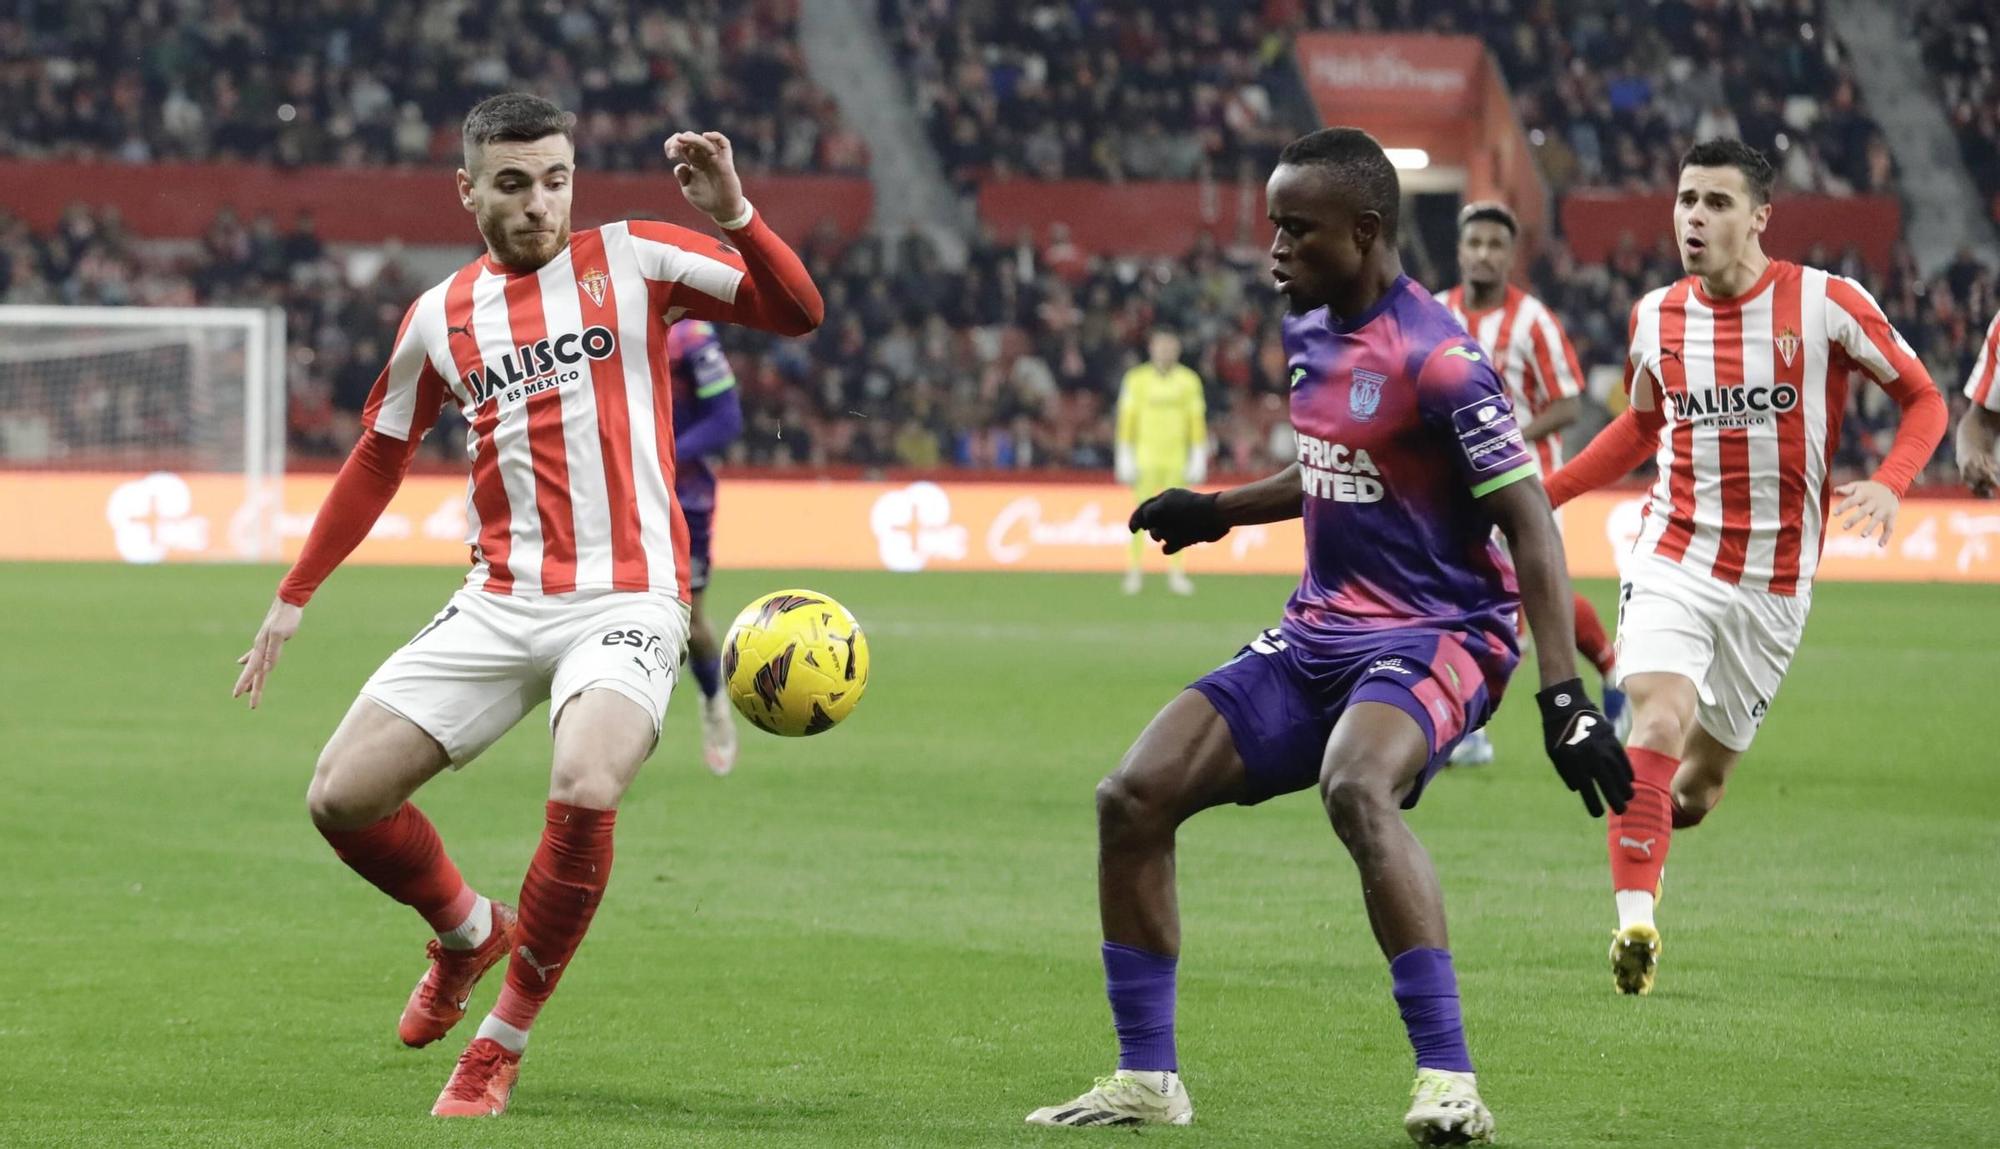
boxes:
[1103,942,1177,1071]
[1390,947,1474,1072]
[690,649,721,699]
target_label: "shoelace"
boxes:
[441,1042,510,1102]
[418,940,482,1006]
[1410,1074,1467,1108]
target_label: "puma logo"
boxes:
[1566,714,1598,746]
[1444,346,1483,362]
[517,945,563,982]
[1618,836,1656,858]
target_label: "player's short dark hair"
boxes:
[462,92,573,152]
[1680,138,1776,205]
[1457,200,1517,238]
[1278,127,1401,238]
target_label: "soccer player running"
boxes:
[1116,329,1208,596]
[1955,308,1999,496]
[229,93,823,1115]
[667,319,746,773]
[1027,128,1632,1146]
[1437,201,1625,766]
[1542,139,1947,995]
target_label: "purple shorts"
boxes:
[1191,627,1507,808]
[682,506,713,593]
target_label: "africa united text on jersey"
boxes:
[364,221,771,600]
[1281,276,1536,680]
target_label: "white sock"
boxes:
[1615,888,1656,931]
[437,895,493,950]
[476,1013,530,1054]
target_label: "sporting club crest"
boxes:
[579,267,609,307]
[1775,325,1800,369]
[1349,369,1387,421]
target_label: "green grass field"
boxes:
[1,563,1995,1148]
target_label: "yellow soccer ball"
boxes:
[721,589,871,736]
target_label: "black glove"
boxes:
[1536,678,1633,818]
[1128,488,1228,555]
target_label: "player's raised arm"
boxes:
[232,303,443,709]
[659,131,824,336]
[1823,276,1949,544]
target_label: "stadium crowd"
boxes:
[882,0,1888,196]
[1920,0,2000,225]
[2,203,1989,489]
[0,0,866,176]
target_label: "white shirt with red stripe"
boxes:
[1966,308,2000,413]
[364,220,766,600]
[1625,260,1932,596]
[1437,284,1584,475]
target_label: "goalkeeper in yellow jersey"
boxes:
[1116,329,1209,595]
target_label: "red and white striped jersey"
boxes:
[1966,308,2000,413]
[1625,261,1930,596]
[1436,284,1584,474]
[363,220,762,600]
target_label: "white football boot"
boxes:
[1403,1068,1494,1146]
[1448,728,1494,767]
[700,690,738,776]
[1026,1070,1193,1127]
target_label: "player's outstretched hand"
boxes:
[666,131,747,225]
[1832,479,1900,545]
[1128,488,1228,555]
[1535,678,1632,818]
[233,596,303,710]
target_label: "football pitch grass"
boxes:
[2,562,1995,1147]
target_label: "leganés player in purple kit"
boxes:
[1025,129,1632,1147]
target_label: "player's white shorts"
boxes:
[1613,551,1811,752]
[361,588,691,766]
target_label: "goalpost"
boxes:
[0,304,287,560]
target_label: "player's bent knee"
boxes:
[1319,768,1398,835]
[305,772,398,831]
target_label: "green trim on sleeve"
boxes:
[696,376,738,399]
[1470,460,1539,498]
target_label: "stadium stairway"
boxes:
[797,0,969,268]
[1828,0,1999,270]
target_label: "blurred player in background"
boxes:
[230,93,823,1115]
[1545,139,1946,994]
[1438,201,1624,766]
[667,319,745,773]
[1955,308,1999,495]
[1028,128,1630,1146]
[1116,329,1208,596]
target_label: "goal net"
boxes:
[0,305,286,559]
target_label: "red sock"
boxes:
[492,801,616,1033]
[319,803,476,932]
[1573,592,1616,679]
[1608,748,1678,894]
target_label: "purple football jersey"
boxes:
[668,319,735,513]
[1279,276,1537,672]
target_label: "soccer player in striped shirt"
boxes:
[1028,128,1631,1145]
[1437,201,1624,766]
[1955,308,1999,495]
[1544,139,1947,995]
[229,93,822,1115]
[666,320,746,773]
